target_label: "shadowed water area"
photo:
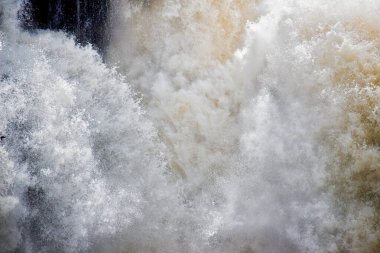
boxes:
[19,0,110,52]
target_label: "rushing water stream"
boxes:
[0,0,379,252]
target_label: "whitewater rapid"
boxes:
[1,0,380,252]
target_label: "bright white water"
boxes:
[1,0,380,252]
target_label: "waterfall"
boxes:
[1,0,380,252]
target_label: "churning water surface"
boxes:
[0,0,380,252]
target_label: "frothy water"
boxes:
[1,0,380,252]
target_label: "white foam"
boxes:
[1,0,380,252]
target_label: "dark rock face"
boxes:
[19,0,110,53]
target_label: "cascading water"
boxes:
[1,0,380,252]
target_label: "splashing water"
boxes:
[1,0,380,252]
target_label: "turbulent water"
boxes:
[1,0,380,252]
